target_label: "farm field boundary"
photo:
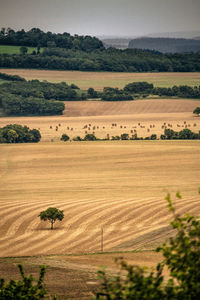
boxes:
[1,69,200,90]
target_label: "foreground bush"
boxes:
[0,192,199,298]
[0,265,47,299]
[0,124,41,143]
[95,192,200,299]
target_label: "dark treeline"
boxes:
[0,27,200,72]
[1,71,200,116]
[1,95,65,116]
[1,46,200,73]
[124,82,154,94]
[0,27,104,51]
[153,85,200,98]
[0,72,25,81]
[101,87,133,101]
[100,81,200,100]
[123,81,200,99]
[62,128,200,143]
[0,78,86,115]
[1,80,83,101]
[161,128,200,140]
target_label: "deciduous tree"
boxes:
[39,207,64,230]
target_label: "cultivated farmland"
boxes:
[0,99,200,142]
[1,69,200,89]
[0,140,200,258]
[0,70,200,298]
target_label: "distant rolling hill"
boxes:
[128,37,200,53]
[98,31,200,49]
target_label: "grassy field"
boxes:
[0,45,42,55]
[1,69,200,90]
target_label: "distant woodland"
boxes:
[0,28,200,72]
[128,37,200,53]
[1,72,200,117]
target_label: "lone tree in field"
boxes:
[39,207,64,230]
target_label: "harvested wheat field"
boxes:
[0,99,200,142]
[0,139,200,258]
[1,69,200,89]
[1,96,200,299]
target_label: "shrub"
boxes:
[60,134,70,141]
[84,133,97,141]
[124,81,154,94]
[101,87,133,101]
[111,136,121,140]
[121,133,129,140]
[150,134,157,140]
[193,107,200,116]
[87,87,99,98]
[70,83,80,89]
[0,124,41,143]
[0,264,47,299]
[72,136,82,141]
[161,128,200,140]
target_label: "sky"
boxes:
[0,0,200,37]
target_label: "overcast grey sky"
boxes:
[0,0,200,37]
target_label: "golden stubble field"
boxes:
[0,140,200,258]
[0,99,200,142]
[0,138,200,298]
[0,70,200,298]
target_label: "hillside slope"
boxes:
[128,37,200,53]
